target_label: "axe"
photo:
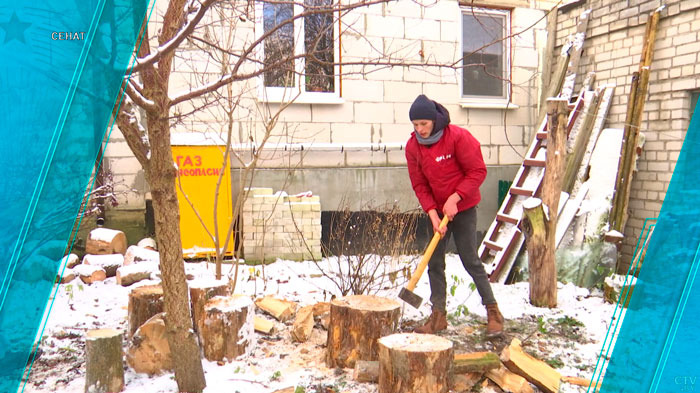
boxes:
[398,215,449,308]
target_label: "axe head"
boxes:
[398,287,423,309]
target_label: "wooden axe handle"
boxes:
[405,215,449,291]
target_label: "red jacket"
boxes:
[406,124,487,214]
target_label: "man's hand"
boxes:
[443,193,461,221]
[428,209,447,237]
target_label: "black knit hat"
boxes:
[409,94,437,121]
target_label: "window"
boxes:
[691,91,699,122]
[461,7,511,106]
[257,0,341,103]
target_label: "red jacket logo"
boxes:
[435,154,452,162]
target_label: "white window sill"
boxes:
[258,96,346,105]
[459,101,519,109]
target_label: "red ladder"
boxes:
[479,91,587,283]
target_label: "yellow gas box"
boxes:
[171,144,233,258]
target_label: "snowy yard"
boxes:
[22,255,617,393]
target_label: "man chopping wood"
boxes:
[405,94,504,337]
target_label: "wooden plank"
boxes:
[453,352,501,374]
[510,187,535,197]
[500,338,561,393]
[523,158,546,167]
[484,240,504,252]
[497,213,519,225]
[556,182,590,248]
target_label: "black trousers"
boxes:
[427,207,496,311]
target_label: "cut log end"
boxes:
[378,333,453,393]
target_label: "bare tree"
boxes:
[111,1,548,390]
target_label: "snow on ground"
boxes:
[21,254,618,393]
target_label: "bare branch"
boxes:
[114,99,150,171]
[128,0,218,74]
[125,79,158,113]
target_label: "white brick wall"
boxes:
[242,188,322,262]
[109,0,548,217]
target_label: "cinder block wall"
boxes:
[553,0,699,271]
[242,188,322,262]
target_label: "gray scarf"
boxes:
[415,128,444,145]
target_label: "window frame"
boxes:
[459,6,512,108]
[255,1,343,104]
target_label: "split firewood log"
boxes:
[500,338,560,393]
[254,296,297,322]
[291,305,314,342]
[126,312,172,375]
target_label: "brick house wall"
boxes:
[553,0,700,270]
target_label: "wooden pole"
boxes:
[610,9,662,232]
[523,98,568,308]
[563,88,601,193]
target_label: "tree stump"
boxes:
[326,295,401,368]
[85,328,124,393]
[189,278,230,333]
[86,228,127,255]
[197,295,255,362]
[83,254,124,277]
[128,285,164,337]
[377,333,453,393]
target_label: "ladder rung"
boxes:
[510,186,535,197]
[523,158,546,167]
[484,240,504,252]
[497,213,519,225]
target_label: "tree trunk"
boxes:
[524,98,569,308]
[326,295,401,368]
[377,333,453,393]
[147,113,206,390]
[85,329,125,393]
[128,284,164,337]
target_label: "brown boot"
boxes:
[414,309,447,334]
[485,303,504,338]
